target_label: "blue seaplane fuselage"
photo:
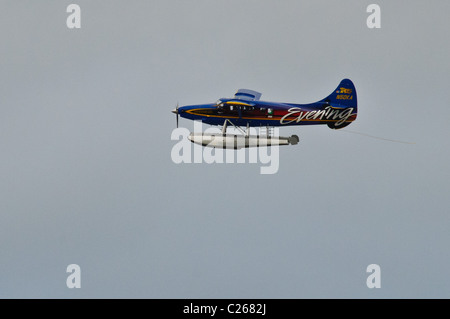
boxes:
[174,79,357,130]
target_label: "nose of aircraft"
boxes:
[172,107,186,114]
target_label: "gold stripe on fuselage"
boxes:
[225,101,253,107]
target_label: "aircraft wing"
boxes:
[234,89,262,101]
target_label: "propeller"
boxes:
[172,102,179,128]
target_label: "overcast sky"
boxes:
[1,0,450,298]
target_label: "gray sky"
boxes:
[1,0,450,298]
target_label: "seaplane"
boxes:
[172,78,357,149]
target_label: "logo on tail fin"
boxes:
[337,87,353,94]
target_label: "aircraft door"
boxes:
[237,106,242,119]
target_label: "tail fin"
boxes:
[321,79,357,129]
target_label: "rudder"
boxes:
[321,79,357,129]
